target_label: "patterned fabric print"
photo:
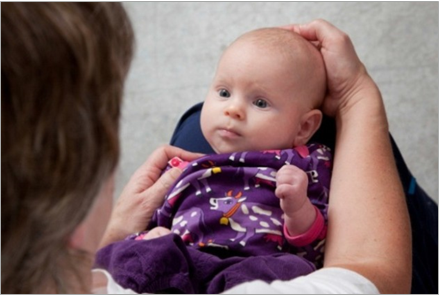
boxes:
[149,144,332,261]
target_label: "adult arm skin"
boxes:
[287,20,412,294]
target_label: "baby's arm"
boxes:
[275,165,324,246]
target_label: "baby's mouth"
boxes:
[218,128,241,139]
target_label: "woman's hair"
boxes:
[1,3,134,293]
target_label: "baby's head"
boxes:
[201,27,326,154]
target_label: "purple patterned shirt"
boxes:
[148,144,332,266]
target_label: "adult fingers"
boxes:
[128,145,203,194]
[282,19,342,43]
[143,167,182,202]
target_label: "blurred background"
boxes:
[118,2,438,202]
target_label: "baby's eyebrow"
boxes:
[214,75,231,84]
[250,82,271,97]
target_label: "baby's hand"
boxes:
[142,226,171,240]
[275,165,309,217]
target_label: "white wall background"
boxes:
[117,2,438,203]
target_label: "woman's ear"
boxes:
[68,222,86,250]
[294,109,323,146]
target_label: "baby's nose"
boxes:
[224,104,245,120]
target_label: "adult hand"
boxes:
[282,19,380,118]
[99,145,203,248]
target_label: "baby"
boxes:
[96,28,332,294]
[199,26,328,240]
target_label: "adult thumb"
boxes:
[153,167,182,197]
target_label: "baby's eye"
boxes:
[218,89,231,98]
[253,99,268,108]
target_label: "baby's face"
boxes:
[201,40,312,154]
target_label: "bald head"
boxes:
[225,27,326,108]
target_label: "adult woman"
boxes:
[1,3,200,293]
[2,3,412,294]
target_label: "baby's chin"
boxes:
[212,144,263,155]
[208,136,276,154]
[210,143,245,155]
[212,146,237,155]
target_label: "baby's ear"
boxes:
[294,109,323,146]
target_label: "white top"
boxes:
[92,267,379,294]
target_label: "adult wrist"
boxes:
[335,74,385,121]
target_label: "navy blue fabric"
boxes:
[170,102,438,294]
[170,102,215,154]
[390,135,438,294]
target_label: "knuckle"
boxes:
[159,143,171,153]
[314,18,327,26]
[275,184,287,197]
[335,32,351,44]
[297,170,307,181]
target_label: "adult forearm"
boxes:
[324,80,412,293]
